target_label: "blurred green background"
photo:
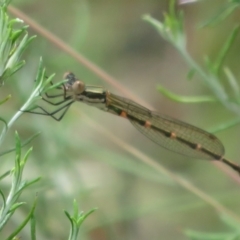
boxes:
[1,0,240,239]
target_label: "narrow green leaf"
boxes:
[0,117,7,128]
[223,67,240,102]
[5,35,35,71]
[2,60,25,79]
[43,77,66,93]
[64,210,74,226]
[0,132,40,157]
[143,0,185,48]
[41,73,57,92]
[185,229,229,240]
[77,208,97,225]
[199,3,240,28]
[203,55,215,74]
[0,170,10,180]
[65,203,97,240]
[22,147,33,165]
[18,177,41,191]
[1,0,12,8]
[208,118,240,134]
[6,198,37,240]
[187,69,195,80]
[30,212,36,240]
[0,189,6,209]
[34,57,44,87]
[11,27,28,43]
[19,132,40,148]
[213,25,240,75]
[220,213,240,230]
[157,85,216,103]
[9,202,25,213]
[73,199,79,219]
[14,132,21,171]
[0,94,11,105]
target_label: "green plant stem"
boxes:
[177,45,240,115]
[0,95,36,146]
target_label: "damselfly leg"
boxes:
[30,100,74,121]
[24,76,75,121]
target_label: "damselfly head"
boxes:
[63,72,85,95]
[63,72,77,85]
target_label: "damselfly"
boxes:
[28,72,240,174]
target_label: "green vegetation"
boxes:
[1,0,240,239]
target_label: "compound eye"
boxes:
[72,81,85,94]
[63,72,72,80]
[63,72,76,82]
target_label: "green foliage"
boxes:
[65,200,97,240]
[185,214,240,239]
[199,0,240,27]
[0,1,95,239]
[143,0,240,239]
[157,84,216,103]
[143,0,240,123]
[0,5,34,83]
[0,133,39,238]
[1,0,240,239]
[143,0,185,48]
[185,230,238,240]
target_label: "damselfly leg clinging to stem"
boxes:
[26,72,240,174]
